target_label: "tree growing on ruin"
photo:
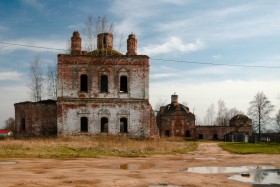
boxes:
[248,91,274,141]
[46,63,57,100]
[4,117,15,131]
[28,56,44,101]
[83,16,114,51]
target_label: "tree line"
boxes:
[203,91,279,140]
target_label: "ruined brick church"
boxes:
[14,31,158,138]
[14,31,252,141]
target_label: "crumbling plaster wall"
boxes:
[57,56,149,100]
[57,100,154,138]
[57,54,157,138]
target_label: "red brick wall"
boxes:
[14,100,57,136]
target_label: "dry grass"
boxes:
[0,135,197,158]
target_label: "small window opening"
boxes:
[198,134,203,139]
[100,75,108,92]
[120,117,128,133]
[21,118,26,132]
[101,117,108,133]
[80,74,88,92]
[103,36,107,47]
[186,130,190,137]
[165,130,170,137]
[120,76,128,93]
[213,133,218,140]
[80,117,88,132]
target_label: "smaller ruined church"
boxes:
[157,94,252,141]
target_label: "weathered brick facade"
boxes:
[157,95,252,141]
[14,100,57,136]
[156,95,195,137]
[57,32,159,138]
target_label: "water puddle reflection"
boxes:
[186,165,280,185]
[149,182,181,187]
[112,163,156,170]
[194,157,216,160]
[0,162,16,165]
[187,165,276,174]
[229,169,280,185]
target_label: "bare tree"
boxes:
[216,99,228,126]
[275,109,280,133]
[154,99,167,112]
[248,91,274,141]
[28,56,44,101]
[227,107,243,119]
[83,16,114,52]
[84,15,96,51]
[4,117,15,131]
[205,103,216,125]
[46,63,57,100]
[118,33,124,52]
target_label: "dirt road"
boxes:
[0,143,279,187]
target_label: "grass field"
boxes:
[0,135,197,158]
[219,142,280,154]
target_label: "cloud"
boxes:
[0,85,29,128]
[21,0,45,10]
[0,71,22,81]
[0,25,8,32]
[110,0,191,36]
[140,37,205,55]
[0,38,69,53]
[213,54,222,61]
[151,73,177,79]
[156,2,280,42]
[68,24,84,30]
[184,66,234,76]
[150,79,280,124]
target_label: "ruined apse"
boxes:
[156,94,195,138]
[57,32,158,138]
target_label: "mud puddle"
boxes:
[229,169,280,185]
[186,165,276,174]
[111,163,156,170]
[0,162,16,165]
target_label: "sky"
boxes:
[1,0,280,128]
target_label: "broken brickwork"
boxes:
[14,100,57,136]
[157,95,252,141]
[156,95,195,138]
[57,32,159,138]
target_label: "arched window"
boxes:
[21,118,26,132]
[120,76,128,93]
[80,117,88,132]
[165,130,170,137]
[213,133,218,140]
[80,74,88,92]
[100,75,108,92]
[186,130,191,137]
[101,117,108,133]
[120,117,128,133]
